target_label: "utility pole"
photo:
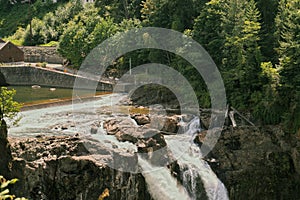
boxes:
[129,57,132,75]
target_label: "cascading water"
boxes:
[165,116,229,200]
[178,116,201,135]
[138,156,191,200]
[10,94,229,200]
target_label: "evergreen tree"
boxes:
[192,0,224,66]
[95,0,142,21]
[276,0,300,133]
[141,0,198,32]
[255,0,279,63]
[221,0,262,110]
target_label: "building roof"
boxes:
[0,38,5,43]
[0,40,24,54]
[0,42,7,50]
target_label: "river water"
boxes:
[7,85,110,106]
[8,93,228,200]
[9,93,123,137]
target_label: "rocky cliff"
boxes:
[202,126,300,200]
[4,134,152,200]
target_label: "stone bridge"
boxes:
[0,66,113,91]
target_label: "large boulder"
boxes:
[103,118,121,135]
[131,114,151,125]
[104,117,171,166]
[143,115,180,134]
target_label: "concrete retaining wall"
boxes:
[0,66,113,91]
[20,46,64,64]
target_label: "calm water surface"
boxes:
[8,85,110,104]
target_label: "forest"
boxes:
[0,0,299,133]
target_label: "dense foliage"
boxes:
[0,0,299,133]
[0,0,68,39]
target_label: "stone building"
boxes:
[0,39,24,63]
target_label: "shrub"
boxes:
[0,87,22,126]
[0,175,27,200]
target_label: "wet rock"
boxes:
[199,110,211,130]
[131,114,150,125]
[162,116,179,133]
[61,125,68,130]
[181,114,195,123]
[116,130,139,143]
[194,130,207,147]
[137,129,167,153]
[149,115,179,133]
[90,126,98,134]
[104,117,171,166]
[131,114,199,135]
[168,161,209,200]
[104,118,166,148]
[103,119,120,135]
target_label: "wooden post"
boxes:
[229,111,237,127]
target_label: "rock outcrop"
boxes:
[130,113,186,134]
[6,135,152,200]
[131,114,150,126]
[103,118,170,166]
[205,126,300,200]
[130,84,180,109]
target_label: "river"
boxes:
[8,92,228,200]
[7,85,110,106]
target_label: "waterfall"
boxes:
[165,116,229,200]
[138,156,191,200]
[178,116,201,136]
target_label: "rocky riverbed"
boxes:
[1,93,300,199]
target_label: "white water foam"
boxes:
[138,156,191,200]
[165,116,229,200]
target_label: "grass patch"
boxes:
[39,41,59,47]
